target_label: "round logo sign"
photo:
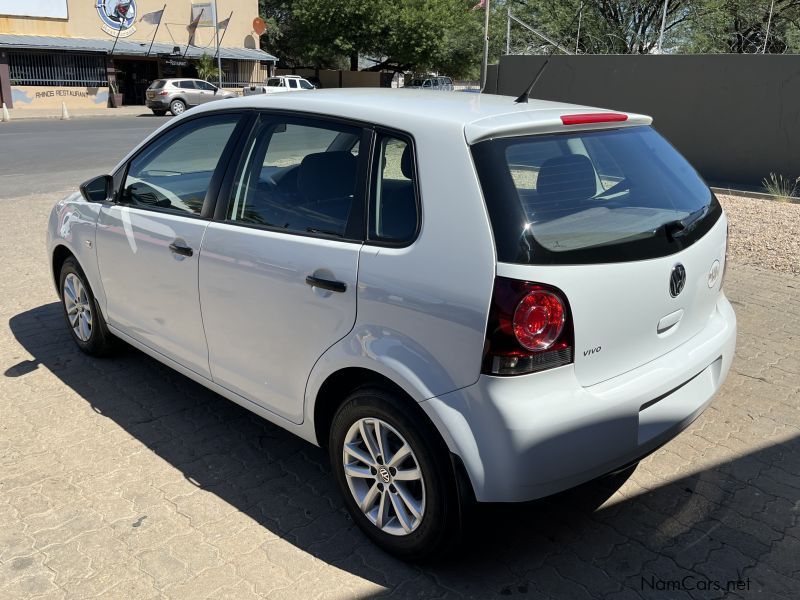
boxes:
[96,0,137,37]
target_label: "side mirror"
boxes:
[79,175,113,203]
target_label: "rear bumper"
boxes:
[421,293,737,503]
[146,98,169,109]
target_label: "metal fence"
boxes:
[8,51,107,86]
[220,59,268,88]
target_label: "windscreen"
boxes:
[471,126,721,264]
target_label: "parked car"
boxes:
[145,78,237,116]
[406,76,453,90]
[243,75,315,96]
[48,89,736,560]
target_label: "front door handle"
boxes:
[169,242,193,257]
[305,275,347,293]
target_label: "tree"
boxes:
[682,0,800,53]
[259,0,486,77]
[195,53,221,81]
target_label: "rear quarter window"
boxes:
[471,126,721,265]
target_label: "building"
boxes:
[0,0,276,110]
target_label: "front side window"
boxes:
[227,116,364,238]
[122,114,240,215]
[197,80,216,91]
[369,134,418,243]
[471,125,721,264]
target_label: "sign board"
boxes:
[0,0,68,18]
[96,0,138,38]
[191,2,214,27]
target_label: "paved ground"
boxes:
[2,106,151,122]
[1,121,799,598]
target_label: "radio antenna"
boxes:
[514,3,584,104]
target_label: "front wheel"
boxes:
[59,257,115,356]
[329,387,461,560]
[169,99,186,116]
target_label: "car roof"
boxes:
[186,88,653,143]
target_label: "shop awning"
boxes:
[0,34,277,62]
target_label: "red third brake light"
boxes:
[483,277,574,376]
[561,113,628,126]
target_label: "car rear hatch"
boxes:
[471,118,727,387]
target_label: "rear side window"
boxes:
[369,134,418,244]
[178,80,196,89]
[227,116,364,239]
[471,126,721,264]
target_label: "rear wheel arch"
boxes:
[313,367,438,451]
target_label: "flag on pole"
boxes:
[471,0,486,10]
[139,8,164,24]
[187,9,204,46]
[217,14,231,29]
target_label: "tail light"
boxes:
[482,277,574,376]
[157,90,169,96]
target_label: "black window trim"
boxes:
[364,126,422,248]
[470,124,723,265]
[112,109,254,221]
[212,109,372,244]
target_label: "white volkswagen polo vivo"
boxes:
[47,89,736,559]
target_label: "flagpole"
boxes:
[214,1,222,88]
[146,4,167,57]
[110,16,125,56]
[183,8,203,58]
[215,12,233,58]
[480,0,491,91]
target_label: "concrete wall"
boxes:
[488,55,800,187]
[10,85,108,109]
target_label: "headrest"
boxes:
[536,155,597,204]
[400,144,413,179]
[298,151,357,202]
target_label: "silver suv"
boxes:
[145,78,237,116]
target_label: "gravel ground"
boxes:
[718,194,800,276]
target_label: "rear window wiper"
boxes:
[663,206,708,241]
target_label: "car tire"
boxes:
[169,99,186,116]
[152,110,167,116]
[59,257,115,356]
[329,387,462,560]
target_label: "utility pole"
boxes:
[656,0,668,53]
[763,0,775,53]
[575,5,582,54]
[214,0,223,87]
[481,0,491,91]
[506,8,511,56]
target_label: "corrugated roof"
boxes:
[0,34,277,61]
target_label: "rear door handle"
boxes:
[305,275,346,293]
[169,242,193,257]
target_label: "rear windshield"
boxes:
[471,126,721,264]
[266,78,281,87]
[149,80,166,90]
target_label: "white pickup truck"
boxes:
[242,75,315,96]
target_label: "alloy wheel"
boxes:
[63,273,93,342]
[342,417,426,536]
